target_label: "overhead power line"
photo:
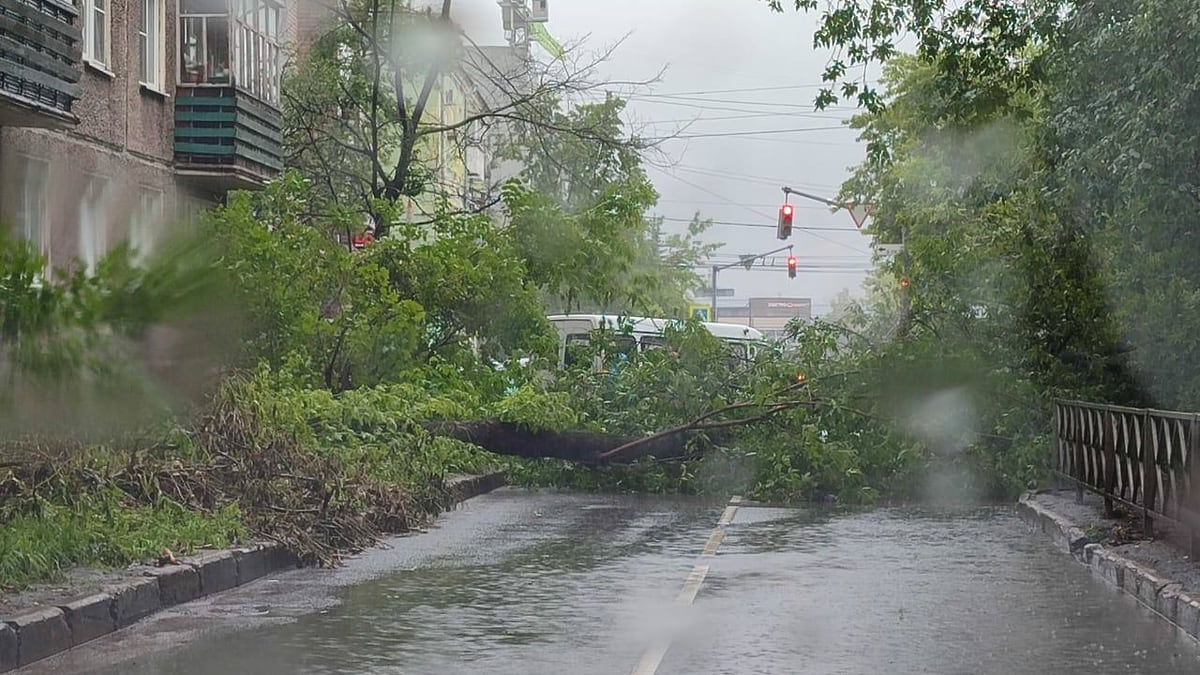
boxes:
[637,84,831,96]
[633,92,861,111]
[656,216,861,232]
[644,125,848,141]
[650,169,871,255]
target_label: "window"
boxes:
[234,0,281,102]
[640,335,668,351]
[139,0,165,87]
[130,188,164,263]
[82,0,110,67]
[563,335,590,368]
[14,157,49,266]
[179,0,282,103]
[79,176,109,273]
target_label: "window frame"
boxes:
[78,175,110,274]
[14,156,49,265]
[130,187,164,264]
[178,0,283,104]
[82,0,111,69]
[139,0,166,89]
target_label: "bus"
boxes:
[546,314,766,369]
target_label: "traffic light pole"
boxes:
[709,244,793,321]
[782,186,840,208]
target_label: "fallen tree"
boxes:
[423,421,693,465]
[422,378,855,465]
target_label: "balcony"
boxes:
[173,86,283,192]
[0,0,81,127]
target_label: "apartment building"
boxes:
[0,0,290,272]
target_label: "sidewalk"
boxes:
[1018,489,1200,640]
[0,472,506,672]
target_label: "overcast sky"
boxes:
[446,0,875,315]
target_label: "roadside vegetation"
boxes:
[5,0,1200,590]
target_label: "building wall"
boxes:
[0,0,187,271]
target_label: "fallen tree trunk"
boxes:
[422,421,696,465]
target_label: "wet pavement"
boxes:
[22,489,1200,674]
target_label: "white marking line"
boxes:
[675,564,710,605]
[630,642,671,675]
[627,496,740,675]
[701,528,725,557]
[717,505,738,526]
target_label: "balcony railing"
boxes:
[174,85,283,191]
[0,0,81,126]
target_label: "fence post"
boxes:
[1190,415,1200,560]
[1074,406,1085,504]
[1141,410,1156,538]
[1053,402,1063,491]
[1104,409,1115,517]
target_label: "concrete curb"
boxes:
[0,471,507,673]
[1017,492,1200,641]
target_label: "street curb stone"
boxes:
[233,546,270,584]
[185,550,239,595]
[106,577,161,628]
[0,623,16,673]
[142,564,201,607]
[1018,492,1200,640]
[0,472,508,671]
[57,593,115,646]
[5,606,71,667]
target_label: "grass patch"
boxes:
[0,490,244,591]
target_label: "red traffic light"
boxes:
[787,254,797,279]
[777,203,794,240]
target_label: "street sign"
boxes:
[740,254,759,270]
[695,287,735,298]
[688,303,712,321]
[844,203,874,228]
[874,243,904,256]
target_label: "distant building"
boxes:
[0,0,291,272]
[717,298,813,337]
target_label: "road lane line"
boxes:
[717,505,738,526]
[675,564,710,605]
[701,528,725,557]
[627,496,740,675]
[630,642,670,675]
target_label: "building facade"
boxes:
[0,0,289,272]
[717,297,813,337]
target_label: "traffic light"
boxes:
[777,203,794,240]
[787,254,797,279]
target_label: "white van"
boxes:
[546,314,766,368]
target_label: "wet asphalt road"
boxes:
[21,488,1200,674]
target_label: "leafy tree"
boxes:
[500,96,715,315]
[766,0,1068,111]
[284,0,651,236]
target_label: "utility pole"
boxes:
[710,244,793,321]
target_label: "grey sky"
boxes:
[447,0,874,315]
